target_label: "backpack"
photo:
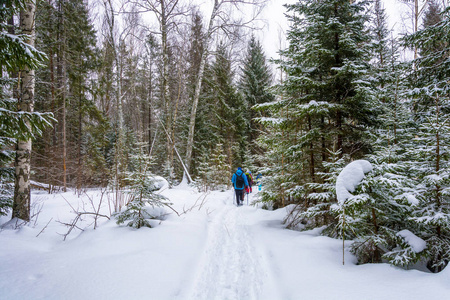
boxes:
[235,173,245,189]
[245,172,252,184]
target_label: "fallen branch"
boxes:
[36,218,53,237]
[163,203,180,217]
[58,209,110,241]
[76,212,110,220]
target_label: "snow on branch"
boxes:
[336,160,373,205]
[397,230,426,253]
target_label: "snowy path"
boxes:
[187,194,277,300]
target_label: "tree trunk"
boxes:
[414,0,419,60]
[185,0,220,175]
[435,95,441,239]
[56,0,67,192]
[148,70,153,154]
[62,65,67,192]
[13,1,37,222]
[104,0,125,212]
[77,83,83,190]
[308,116,316,183]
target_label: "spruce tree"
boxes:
[115,143,169,229]
[65,0,105,189]
[422,0,443,29]
[137,33,162,174]
[239,35,274,157]
[401,6,450,272]
[207,143,229,191]
[331,1,424,266]
[186,11,209,179]
[259,0,378,216]
[254,120,294,209]
[191,63,220,178]
[212,42,247,170]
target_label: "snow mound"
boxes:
[397,230,426,253]
[153,176,169,190]
[336,160,373,205]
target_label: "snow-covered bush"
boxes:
[115,200,167,229]
[114,145,171,229]
[334,160,374,240]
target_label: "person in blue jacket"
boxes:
[231,167,248,206]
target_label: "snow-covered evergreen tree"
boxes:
[194,150,210,192]
[211,42,247,169]
[254,116,299,210]
[239,35,274,158]
[345,0,420,265]
[1,0,51,160]
[115,143,170,229]
[34,0,106,189]
[258,0,378,216]
[207,143,230,191]
[401,5,450,273]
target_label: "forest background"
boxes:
[1,0,450,273]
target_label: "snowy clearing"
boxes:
[0,184,449,300]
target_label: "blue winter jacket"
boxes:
[231,169,249,190]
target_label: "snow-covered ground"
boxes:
[0,183,449,300]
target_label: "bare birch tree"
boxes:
[184,0,267,177]
[398,0,430,59]
[127,0,188,183]
[102,0,128,212]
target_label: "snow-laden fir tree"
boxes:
[344,0,421,265]
[115,143,170,229]
[347,160,421,265]
[207,143,230,191]
[191,56,229,177]
[194,150,210,192]
[400,5,450,272]
[239,35,274,159]
[192,143,230,192]
[0,0,49,141]
[211,42,248,169]
[258,0,378,217]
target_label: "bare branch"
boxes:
[36,218,53,237]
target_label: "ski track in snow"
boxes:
[187,194,273,300]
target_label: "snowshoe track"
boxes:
[189,203,267,300]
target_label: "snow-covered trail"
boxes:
[2,186,450,300]
[185,193,279,300]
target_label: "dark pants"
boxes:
[235,189,244,205]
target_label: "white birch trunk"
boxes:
[13,0,36,222]
[185,0,220,175]
[161,1,174,182]
[104,0,125,212]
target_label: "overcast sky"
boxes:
[258,0,412,60]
